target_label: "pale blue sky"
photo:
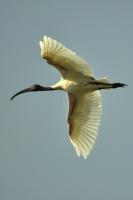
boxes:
[0,0,133,199]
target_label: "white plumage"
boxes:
[40,36,102,159]
[11,36,126,159]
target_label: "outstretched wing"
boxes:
[68,91,102,159]
[39,36,93,79]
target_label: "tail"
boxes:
[98,77,111,84]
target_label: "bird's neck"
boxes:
[35,85,54,91]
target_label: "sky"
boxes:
[0,0,133,199]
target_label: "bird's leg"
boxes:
[98,82,127,90]
[111,83,127,88]
[10,84,55,100]
[89,81,127,90]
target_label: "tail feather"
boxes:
[97,77,110,84]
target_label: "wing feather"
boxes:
[39,36,93,78]
[68,91,102,159]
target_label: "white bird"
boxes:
[11,36,127,159]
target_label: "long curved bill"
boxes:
[10,85,37,101]
[10,84,54,101]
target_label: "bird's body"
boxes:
[11,36,126,159]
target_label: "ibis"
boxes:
[11,36,127,159]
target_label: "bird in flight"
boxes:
[11,36,127,159]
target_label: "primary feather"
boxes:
[39,36,102,158]
[68,91,102,159]
[39,36,93,79]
